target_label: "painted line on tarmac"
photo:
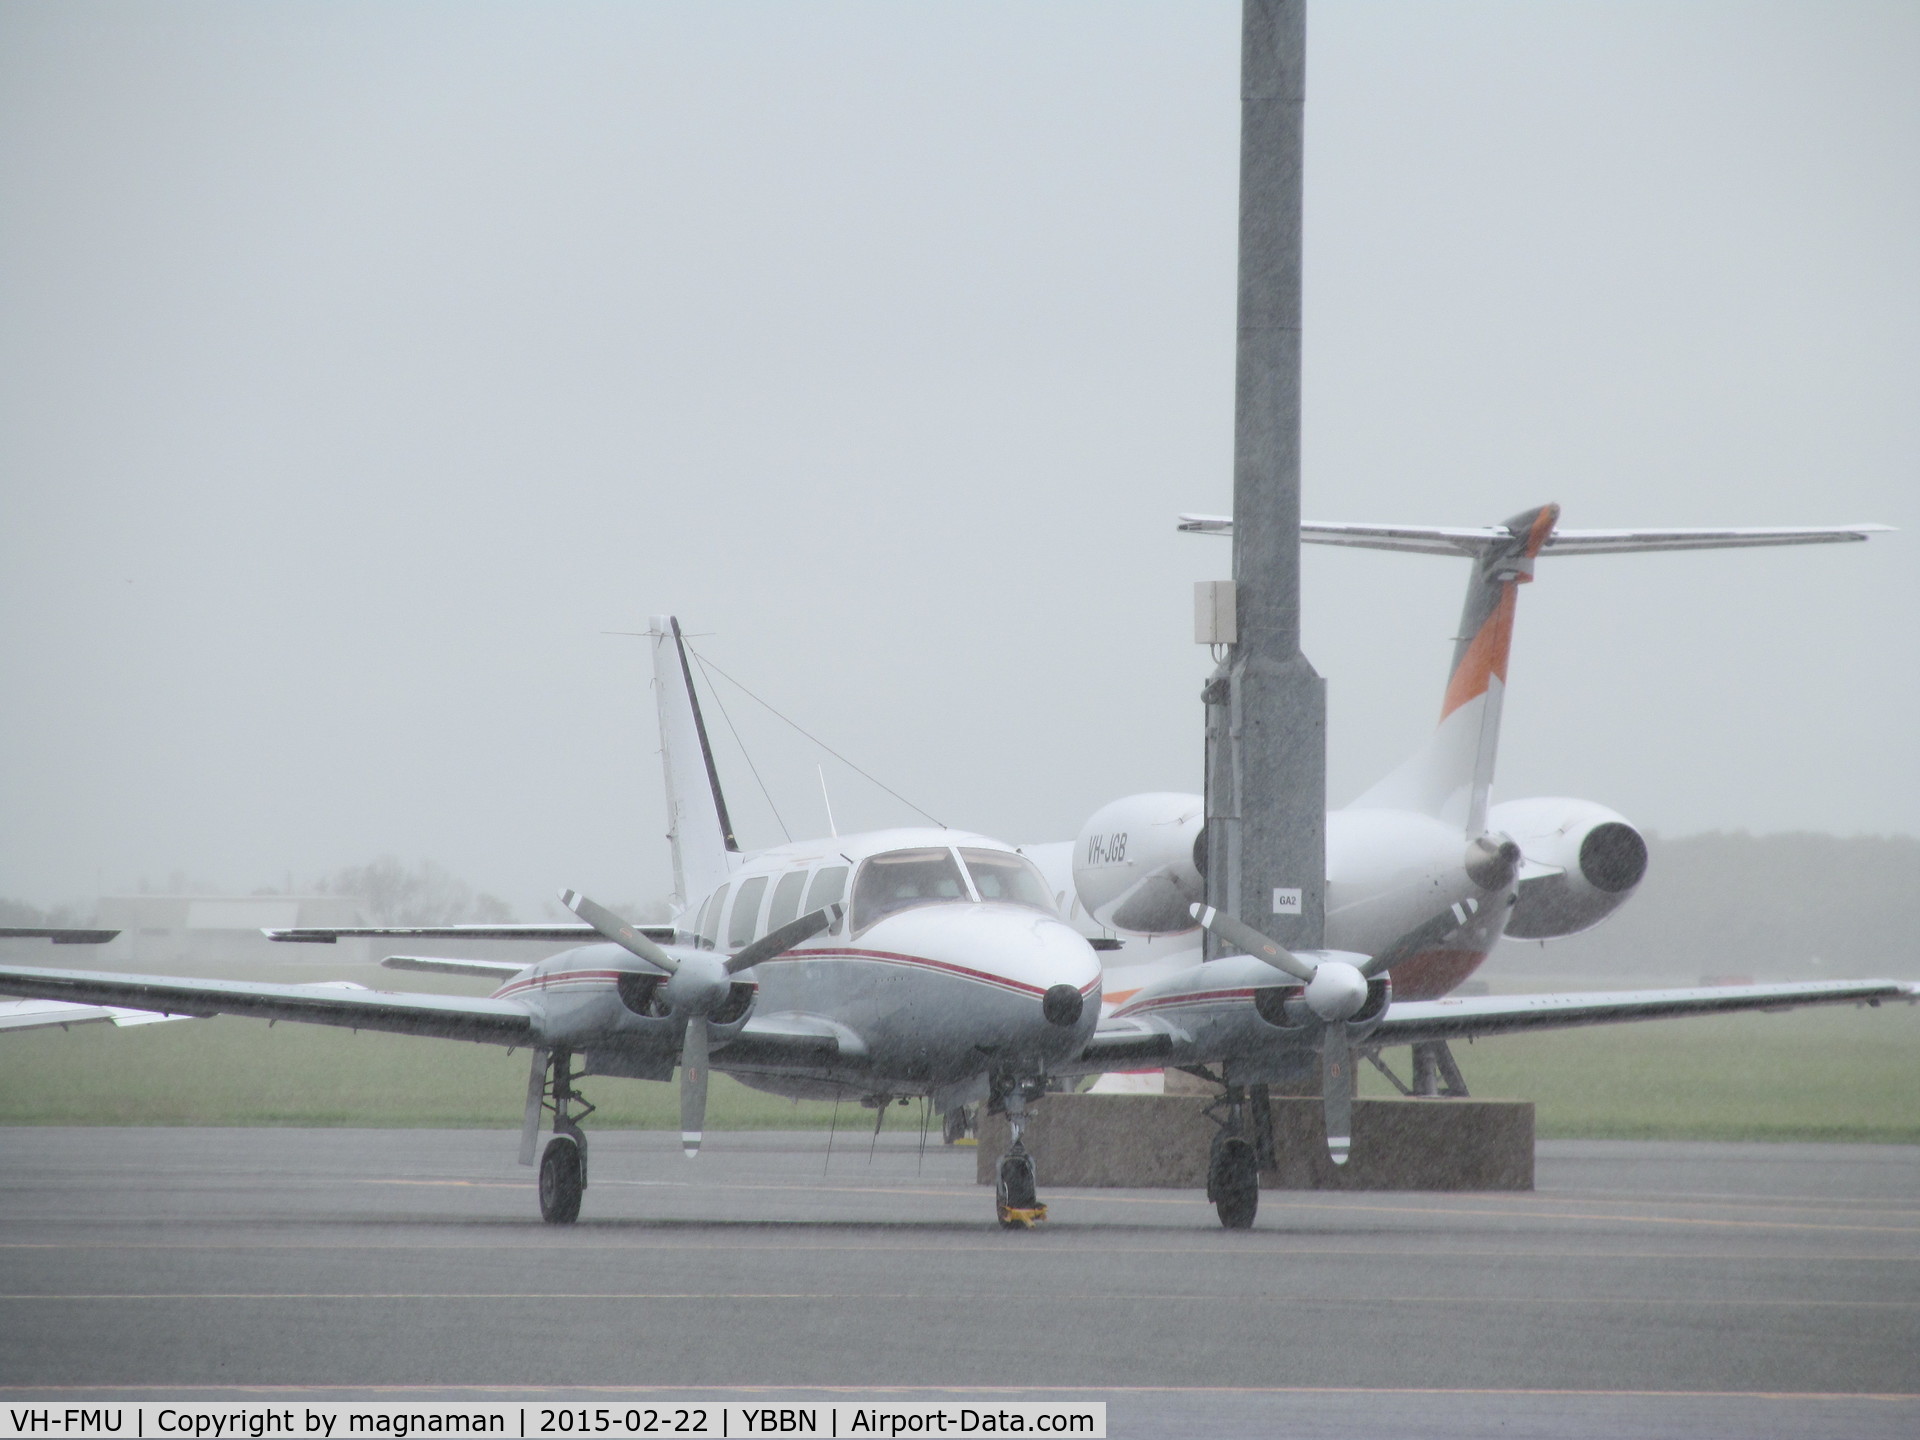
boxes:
[351,1176,1920,1231]
[5,1238,1916,1262]
[1551,1198,1920,1221]
[1258,1198,1920,1234]
[2,1291,1914,1309]
[353,1175,1920,1236]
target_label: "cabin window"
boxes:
[850,848,969,931]
[727,876,768,949]
[961,849,1056,913]
[698,888,726,949]
[766,870,808,933]
[805,864,849,914]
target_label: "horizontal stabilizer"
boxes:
[0,999,191,1033]
[0,927,120,945]
[1178,515,1892,557]
[381,955,532,979]
[264,923,675,944]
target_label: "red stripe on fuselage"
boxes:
[491,968,627,1000]
[489,953,1098,1003]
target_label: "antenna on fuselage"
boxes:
[670,616,740,853]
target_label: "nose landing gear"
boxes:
[989,1075,1048,1229]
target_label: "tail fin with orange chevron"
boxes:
[1175,506,1889,837]
[1349,504,1558,832]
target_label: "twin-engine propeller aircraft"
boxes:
[1025,506,1910,1227]
[0,618,1103,1228]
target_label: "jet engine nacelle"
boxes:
[1490,797,1649,940]
[1072,792,1205,935]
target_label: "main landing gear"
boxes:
[522,1047,596,1224]
[1363,1041,1471,1098]
[1203,1078,1272,1230]
[989,1075,1048,1229]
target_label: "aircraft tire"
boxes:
[1209,1137,1259,1230]
[995,1147,1041,1229]
[539,1136,584,1225]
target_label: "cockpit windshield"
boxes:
[850,848,970,930]
[961,849,1055,913]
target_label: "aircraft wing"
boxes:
[1177,515,1891,557]
[264,923,674,944]
[713,1013,870,1070]
[1371,978,1913,1046]
[0,964,534,1045]
[0,999,191,1034]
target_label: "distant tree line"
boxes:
[316,857,515,926]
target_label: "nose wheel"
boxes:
[995,1143,1045,1228]
[990,1075,1049,1228]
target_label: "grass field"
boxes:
[1,998,1914,1141]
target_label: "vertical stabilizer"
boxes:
[1350,505,1558,830]
[650,615,740,910]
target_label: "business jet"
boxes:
[1023,506,1910,1226]
[0,618,1106,1229]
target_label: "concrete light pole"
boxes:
[1203,0,1326,955]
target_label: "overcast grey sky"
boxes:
[3,1,1914,917]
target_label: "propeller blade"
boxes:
[1359,897,1480,979]
[679,1016,709,1158]
[1190,904,1318,983]
[724,903,842,976]
[1322,1030,1354,1167]
[560,889,679,973]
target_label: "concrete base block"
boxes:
[976,1094,1533,1191]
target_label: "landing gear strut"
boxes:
[1411,1040,1470,1098]
[989,1075,1048,1229]
[1205,1081,1261,1230]
[521,1047,596,1224]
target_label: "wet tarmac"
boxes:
[1,1128,1915,1438]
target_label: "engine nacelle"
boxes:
[1490,797,1649,940]
[1072,792,1205,934]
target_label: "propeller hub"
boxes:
[1304,960,1368,1023]
[663,953,732,1016]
